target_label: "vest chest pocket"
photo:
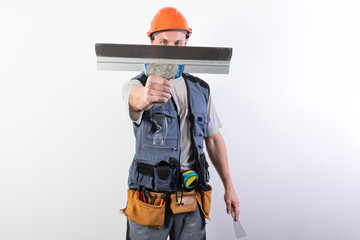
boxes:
[192,112,210,137]
[146,109,178,144]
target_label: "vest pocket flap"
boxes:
[152,108,178,118]
[193,112,210,123]
[131,160,155,190]
[192,112,210,136]
[136,162,154,177]
[154,158,177,192]
[130,158,178,192]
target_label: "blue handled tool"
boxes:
[142,187,148,203]
[151,194,157,205]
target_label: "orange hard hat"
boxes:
[147,7,192,39]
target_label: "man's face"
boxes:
[151,31,188,46]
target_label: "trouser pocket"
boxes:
[196,185,213,220]
[121,189,166,228]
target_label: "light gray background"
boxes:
[1,0,359,239]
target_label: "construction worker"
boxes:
[121,7,239,239]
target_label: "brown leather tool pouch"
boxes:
[121,189,166,228]
[196,185,212,220]
[170,189,197,214]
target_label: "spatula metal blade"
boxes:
[95,43,232,74]
[233,220,247,238]
[231,206,247,238]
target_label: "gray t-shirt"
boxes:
[122,75,222,171]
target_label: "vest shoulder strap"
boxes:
[182,73,210,95]
[131,72,148,86]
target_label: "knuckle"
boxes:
[147,77,155,84]
[144,88,151,96]
[145,96,152,103]
[145,83,152,90]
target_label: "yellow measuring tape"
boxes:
[182,170,199,189]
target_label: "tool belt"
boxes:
[121,186,212,228]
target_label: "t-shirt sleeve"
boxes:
[207,94,222,136]
[121,79,144,125]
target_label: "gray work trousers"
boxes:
[126,203,206,240]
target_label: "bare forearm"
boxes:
[205,132,233,190]
[205,132,240,220]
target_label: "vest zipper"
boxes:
[141,144,178,151]
[170,95,182,189]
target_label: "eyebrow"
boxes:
[157,38,184,44]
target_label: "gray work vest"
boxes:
[127,72,211,192]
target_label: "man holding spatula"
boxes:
[121,7,240,239]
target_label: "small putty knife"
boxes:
[231,206,247,239]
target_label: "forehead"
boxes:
[153,31,187,40]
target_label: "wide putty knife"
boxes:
[95,43,232,74]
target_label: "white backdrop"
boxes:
[1,0,359,239]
